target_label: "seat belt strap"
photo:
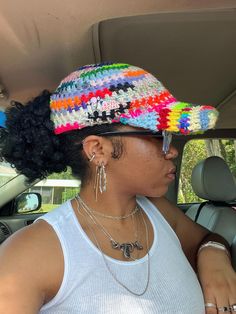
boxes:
[194,201,208,222]
[194,200,232,223]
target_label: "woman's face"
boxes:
[107,127,178,198]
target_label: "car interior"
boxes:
[0,1,235,270]
[186,156,236,268]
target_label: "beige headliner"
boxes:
[0,0,235,128]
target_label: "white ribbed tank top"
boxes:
[37,196,205,314]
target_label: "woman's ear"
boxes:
[82,136,112,165]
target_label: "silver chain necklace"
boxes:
[74,196,150,296]
[76,195,143,259]
[77,195,139,220]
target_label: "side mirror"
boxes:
[15,193,42,214]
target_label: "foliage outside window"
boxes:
[178,139,236,204]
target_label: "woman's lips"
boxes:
[166,173,176,180]
[166,167,176,180]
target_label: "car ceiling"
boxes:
[0,0,236,129]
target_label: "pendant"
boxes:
[111,240,143,259]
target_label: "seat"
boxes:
[186,156,236,270]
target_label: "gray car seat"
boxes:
[186,156,236,270]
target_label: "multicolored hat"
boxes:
[50,62,219,137]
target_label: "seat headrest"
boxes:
[191,156,236,202]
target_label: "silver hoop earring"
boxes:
[99,162,107,194]
[94,162,107,201]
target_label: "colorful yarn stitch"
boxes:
[50,63,219,135]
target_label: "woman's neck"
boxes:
[78,183,137,218]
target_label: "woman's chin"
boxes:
[141,185,169,198]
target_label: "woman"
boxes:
[0,62,235,313]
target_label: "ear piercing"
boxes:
[89,153,96,162]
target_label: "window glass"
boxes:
[0,161,81,214]
[25,168,81,213]
[0,161,18,187]
[178,139,236,204]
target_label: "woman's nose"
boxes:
[164,145,178,160]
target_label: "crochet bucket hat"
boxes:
[50,62,219,151]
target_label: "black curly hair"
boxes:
[0,90,123,184]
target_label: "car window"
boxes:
[0,162,18,187]
[25,168,81,213]
[178,139,236,204]
[0,161,81,214]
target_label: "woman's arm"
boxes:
[149,196,236,314]
[148,195,210,269]
[0,221,63,314]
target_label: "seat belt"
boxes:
[194,201,209,222]
[194,201,233,223]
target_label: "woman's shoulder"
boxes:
[0,218,64,309]
[38,200,73,224]
[145,196,178,231]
